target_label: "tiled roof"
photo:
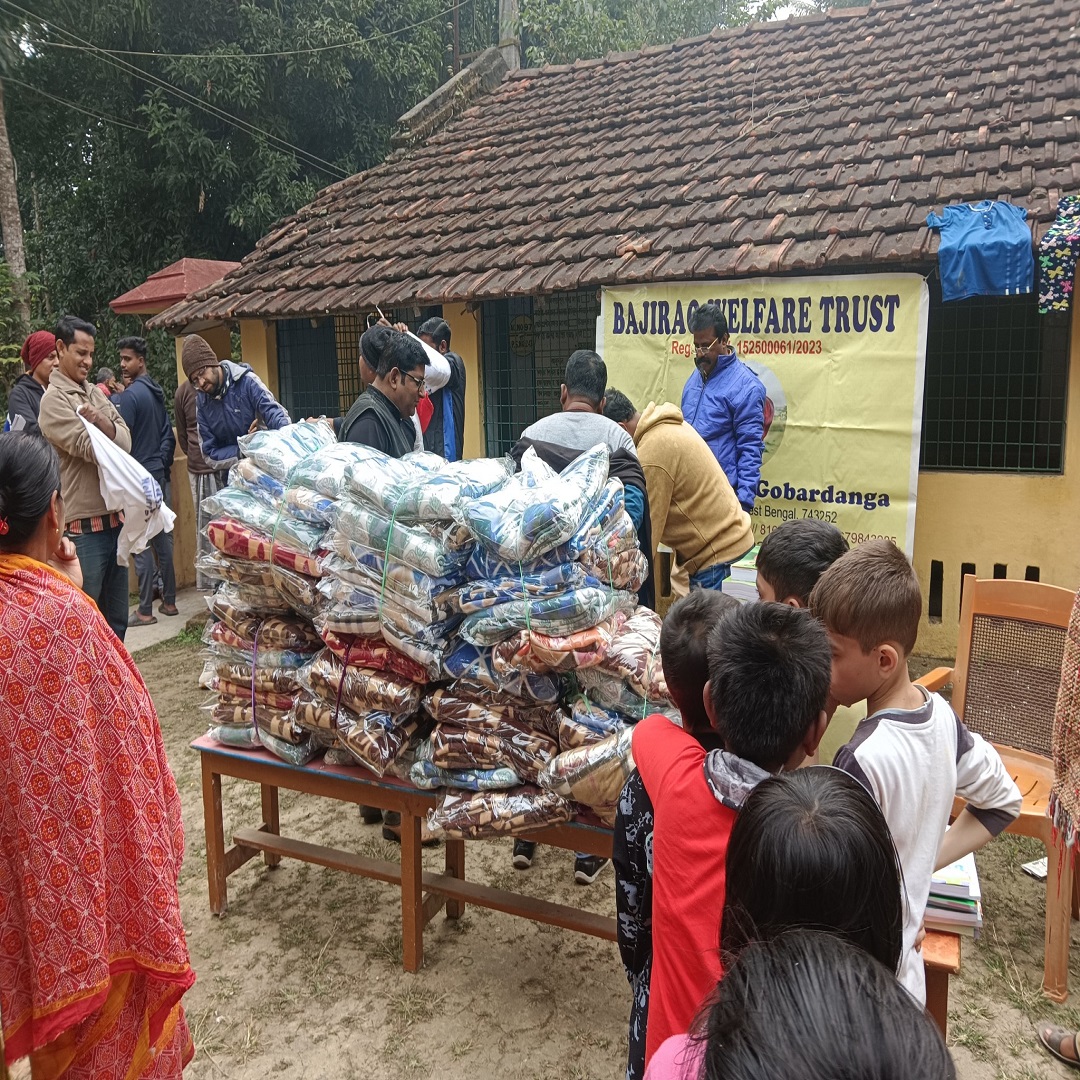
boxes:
[150,0,1080,329]
[111,258,241,314]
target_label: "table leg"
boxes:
[201,756,228,916]
[924,967,949,1038]
[401,811,424,973]
[444,838,466,919]
[261,784,281,868]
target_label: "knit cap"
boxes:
[181,335,221,381]
[21,330,57,371]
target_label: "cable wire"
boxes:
[35,2,458,60]
[3,75,148,132]
[0,0,350,179]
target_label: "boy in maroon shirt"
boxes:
[632,602,832,1066]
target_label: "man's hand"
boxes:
[248,418,261,434]
[915,923,926,951]
[79,405,116,440]
[49,536,83,589]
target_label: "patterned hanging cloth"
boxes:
[1049,588,1080,846]
[1038,194,1080,313]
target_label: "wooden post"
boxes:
[1043,830,1073,1002]
[401,812,424,972]
[201,756,228,915]
[261,784,281,868]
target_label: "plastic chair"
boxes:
[919,575,1076,1001]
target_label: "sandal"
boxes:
[159,603,179,616]
[1037,1023,1080,1068]
[128,612,157,627]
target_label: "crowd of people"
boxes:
[0,306,1051,1079]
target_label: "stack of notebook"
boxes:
[724,545,760,603]
[924,853,983,938]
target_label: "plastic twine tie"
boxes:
[332,637,356,732]
[641,645,656,723]
[517,561,532,638]
[250,620,264,740]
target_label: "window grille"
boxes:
[920,284,1070,472]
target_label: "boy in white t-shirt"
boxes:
[810,539,1021,1003]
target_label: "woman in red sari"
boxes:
[0,433,194,1077]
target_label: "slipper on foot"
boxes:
[128,613,158,627]
[1037,1023,1080,1068]
[159,603,179,616]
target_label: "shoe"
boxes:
[359,805,383,825]
[159,603,179,617]
[574,855,609,885]
[128,612,157,627]
[381,816,441,847]
[512,839,536,870]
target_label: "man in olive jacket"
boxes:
[38,315,132,641]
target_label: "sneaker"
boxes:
[574,855,609,885]
[512,839,536,870]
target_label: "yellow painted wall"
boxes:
[444,303,483,458]
[240,320,279,397]
[912,290,1080,657]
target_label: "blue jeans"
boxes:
[134,480,176,615]
[72,524,129,642]
[689,560,733,592]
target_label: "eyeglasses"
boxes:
[694,337,719,356]
[401,371,426,392]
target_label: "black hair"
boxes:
[417,317,451,349]
[602,388,636,424]
[688,302,728,338]
[721,768,903,974]
[660,591,739,730]
[360,325,395,370]
[706,602,831,770]
[756,519,849,605]
[700,932,955,1080]
[563,349,606,406]
[95,368,115,383]
[117,336,148,360]
[377,333,428,379]
[0,434,62,550]
[55,314,96,345]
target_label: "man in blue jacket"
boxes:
[114,336,178,626]
[181,334,291,468]
[681,303,765,524]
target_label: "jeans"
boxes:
[134,481,176,615]
[688,560,733,592]
[72,524,129,642]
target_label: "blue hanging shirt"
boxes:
[926,200,1034,301]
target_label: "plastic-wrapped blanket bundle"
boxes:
[559,695,626,750]
[539,726,635,824]
[426,786,573,839]
[592,607,668,702]
[236,419,337,480]
[443,640,560,703]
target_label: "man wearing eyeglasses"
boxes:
[182,334,291,471]
[681,303,765,514]
[338,333,430,455]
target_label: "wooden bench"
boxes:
[194,735,960,1031]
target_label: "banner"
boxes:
[600,275,929,554]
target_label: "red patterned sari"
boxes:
[0,555,194,1078]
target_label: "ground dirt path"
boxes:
[137,639,1080,1080]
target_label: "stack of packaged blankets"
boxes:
[198,425,675,837]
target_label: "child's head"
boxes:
[700,932,955,1080]
[755,519,849,606]
[705,602,831,771]
[660,590,740,733]
[721,768,903,974]
[808,539,922,708]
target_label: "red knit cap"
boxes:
[21,330,57,372]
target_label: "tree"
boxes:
[518,0,776,66]
[0,12,29,335]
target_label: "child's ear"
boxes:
[703,680,720,730]
[877,644,901,678]
[803,709,829,756]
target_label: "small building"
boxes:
[151,0,1080,654]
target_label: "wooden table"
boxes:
[195,735,615,973]
[194,735,959,1031]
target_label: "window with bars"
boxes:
[481,289,600,456]
[920,285,1070,472]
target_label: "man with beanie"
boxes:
[175,374,224,591]
[38,315,133,641]
[113,336,178,626]
[604,389,755,594]
[182,334,290,469]
[5,330,58,436]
